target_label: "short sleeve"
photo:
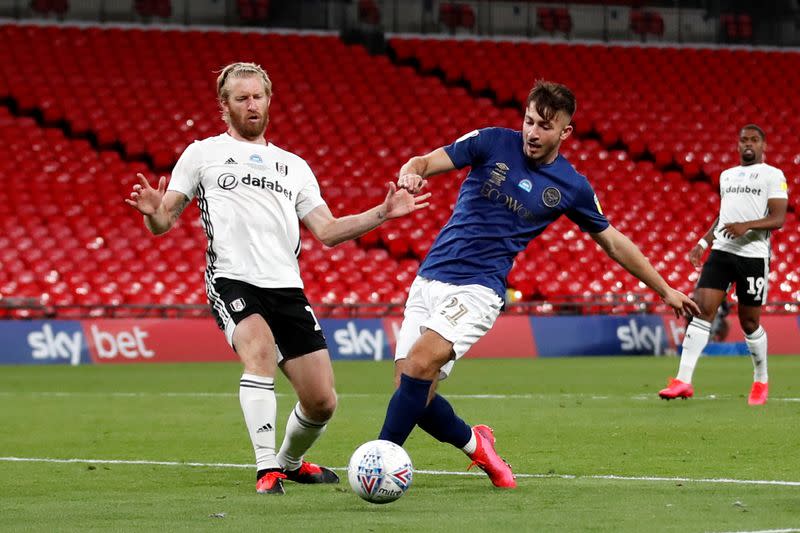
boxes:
[167,142,203,200]
[767,168,789,200]
[295,161,327,219]
[566,180,610,233]
[442,128,496,169]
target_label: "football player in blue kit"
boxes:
[378,80,700,488]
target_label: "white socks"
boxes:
[745,326,768,383]
[239,373,279,471]
[677,318,711,383]
[461,429,477,455]
[277,403,329,471]
[679,319,768,385]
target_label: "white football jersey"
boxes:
[168,133,326,289]
[712,162,788,258]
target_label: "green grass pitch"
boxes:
[2,356,800,532]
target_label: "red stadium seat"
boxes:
[357,0,380,24]
[537,8,555,33]
[2,24,797,313]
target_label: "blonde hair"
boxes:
[216,62,273,124]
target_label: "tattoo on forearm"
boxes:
[171,197,190,221]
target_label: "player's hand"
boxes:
[662,288,701,318]
[688,244,705,268]
[721,221,749,239]
[381,182,431,220]
[125,173,166,216]
[397,173,427,194]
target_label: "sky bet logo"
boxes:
[28,324,83,365]
[616,319,665,355]
[216,172,293,200]
[331,321,386,361]
[26,323,155,365]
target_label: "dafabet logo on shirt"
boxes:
[215,173,294,201]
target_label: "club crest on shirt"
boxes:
[518,179,532,192]
[542,187,561,208]
[230,298,246,312]
[275,162,288,177]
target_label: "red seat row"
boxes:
[1,25,798,314]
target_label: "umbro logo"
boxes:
[256,423,274,433]
[224,158,237,165]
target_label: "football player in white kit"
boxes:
[659,124,788,405]
[125,62,430,494]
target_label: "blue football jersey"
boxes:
[417,127,609,298]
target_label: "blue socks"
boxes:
[418,394,472,448]
[378,374,432,445]
[379,374,472,449]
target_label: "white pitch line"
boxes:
[0,391,535,400]
[2,456,800,487]
[1,391,800,402]
[712,529,800,533]
[0,391,238,398]
[0,456,252,469]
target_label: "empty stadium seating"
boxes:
[389,36,799,306]
[439,3,476,32]
[237,0,270,24]
[0,23,797,316]
[31,0,68,15]
[358,0,380,25]
[134,0,171,19]
[537,8,572,36]
[630,10,664,38]
[721,13,753,42]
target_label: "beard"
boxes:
[741,149,756,163]
[229,110,268,140]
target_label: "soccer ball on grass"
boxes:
[347,439,413,504]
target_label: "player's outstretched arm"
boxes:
[591,225,700,317]
[397,148,456,194]
[302,183,431,247]
[124,173,190,235]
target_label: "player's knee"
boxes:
[403,357,440,381]
[302,391,337,422]
[236,335,275,361]
[696,304,717,323]
[240,350,275,375]
[739,317,759,335]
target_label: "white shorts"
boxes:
[394,276,503,379]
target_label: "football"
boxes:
[347,439,413,504]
